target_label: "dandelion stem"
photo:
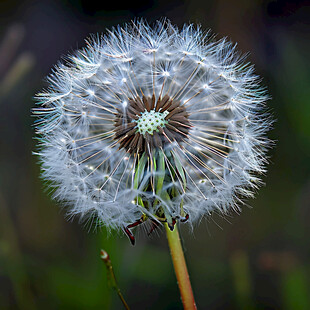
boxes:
[100,249,130,310]
[165,223,197,310]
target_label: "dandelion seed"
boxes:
[33,19,272,240]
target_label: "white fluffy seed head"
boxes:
[33,19,272,233]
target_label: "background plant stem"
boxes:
[165,223,197,310]
[100,249,130,310]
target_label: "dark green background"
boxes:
[0,0,309,309]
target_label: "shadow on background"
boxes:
[0,0,309,309]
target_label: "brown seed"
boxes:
[130,98,144,112]
[168,120,190,129]
[156,94,170,111]
[170,115,190,123]
[136,133,143,152]
[128,132,140,152]
[150,94,156,110]
[167,99,181,112]
[143,96,150,111]
[161,98,173,112]
[153,131,162,148]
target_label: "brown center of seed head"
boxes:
[113,94,191,155]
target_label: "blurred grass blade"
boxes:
[0,193,37,310]
[100,249,130,310]
[0,24,25,76]
[282,266,310,310]
[230,250,254,310]
[0,52,35,98]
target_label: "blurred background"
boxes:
[0,0,309,309]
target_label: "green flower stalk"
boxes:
[166,224,197,309]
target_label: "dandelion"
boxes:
[33,19,272,309]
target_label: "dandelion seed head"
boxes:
[33,19,272,234]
